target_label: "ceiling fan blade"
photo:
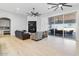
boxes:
[36,12,41,16]
[62,3,67,4]
[37,14,41,16]
[48,6,57,9]
[53,7,58,11]
[61,7,63,10]
[47,3,58,5]
[63,5,72,7]
[26,13,32,16]
[59,3,67,5]
[51,6,57,8]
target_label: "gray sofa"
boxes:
[15,30,30,40]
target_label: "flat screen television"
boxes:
[28,21,36,33]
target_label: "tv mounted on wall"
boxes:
[28,21,37,33]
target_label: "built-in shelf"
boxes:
[0,26,10,35]
[0,18,10,35]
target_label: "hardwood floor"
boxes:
[0,35,77,56]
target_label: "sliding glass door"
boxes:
[63,12,76,39]
[48,12,76,39]
[48,17,55,35]
[54,15,63,37]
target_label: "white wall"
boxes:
[40,17,48,31]
[76,11,79,41]
[0,10,27,35]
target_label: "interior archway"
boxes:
[0,17,11,35]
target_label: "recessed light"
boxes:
[16,8,20,11]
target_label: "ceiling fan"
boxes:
[26,8,41,17]
[47,3,72,11]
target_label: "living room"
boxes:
[0,3,79,56]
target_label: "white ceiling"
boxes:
[0,3,78,16]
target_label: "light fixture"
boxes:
[26,8,41,17]
[16,8,20,11]
[47,3,72,11]
[58,5,62,8]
